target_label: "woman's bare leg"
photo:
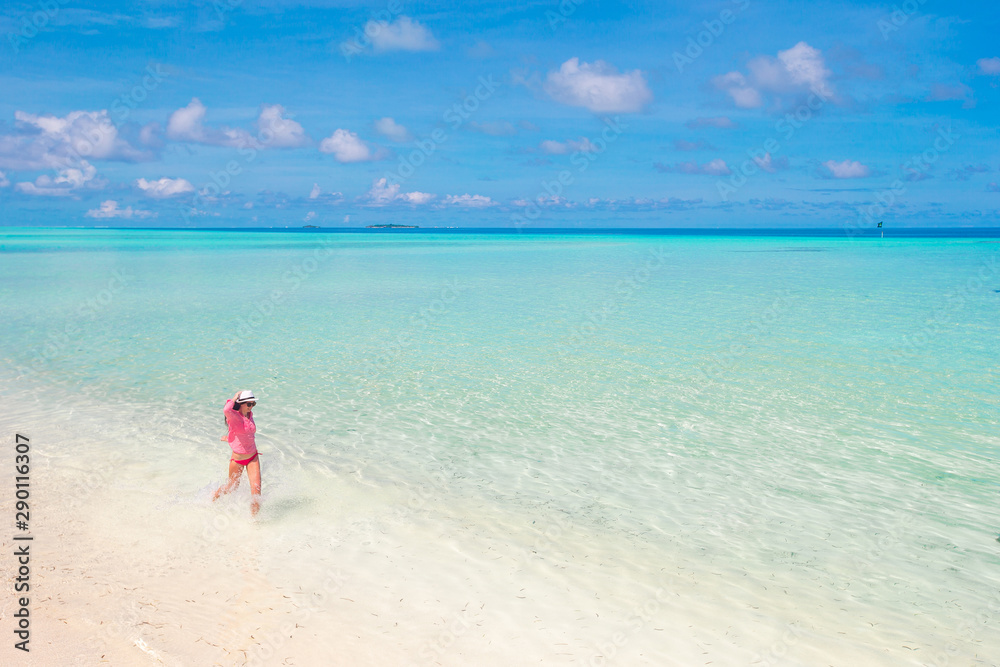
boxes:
[212,458,243,500]
[246,457,262,516]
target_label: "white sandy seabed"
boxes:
[2,368,1000,667]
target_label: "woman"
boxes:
[212,389,262,517]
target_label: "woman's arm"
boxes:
[224,398,240,418]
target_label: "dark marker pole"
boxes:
[877,221,883,238]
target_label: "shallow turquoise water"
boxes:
[2,228,999,664]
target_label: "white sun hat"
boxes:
[237,390,257,403]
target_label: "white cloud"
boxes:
[366,178,398,203]
[135,176,195,198]
[752,153,788,172]
[977,57,1000,75]
[16,161,101,196]
[512,194,568,208]
[167,100,307,149]
[374,117,412,142]
[319,129,374,163]
[196,186,232,202]
[365,177,434,205]
[697,158,730,175]
[257,104,309,148]
[774,42,833,98]
[754,153,776,172]
[166,98,252,147]
[0,171,8,187]
[714,42,833,109]
[367,16,439,53]
[823,159,871,179]
[360,182,495,210]
[544,58,652,113]
[711,72,763,108]
[539,140,568,155]
[581,196,704,211]
[399,191,435,204]
[0,109,151,171]
[442,194,496,207]
[539,137,598,155]
[305,183,344,204]
[179,207,220,218]
[304,211,317,222]
[167,98,212,142]
[85,200,156,219]
[14,110,141,160]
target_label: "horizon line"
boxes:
[5,225,1000,236]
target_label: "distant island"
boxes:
[366,224,419,229]
[302,225,320,228]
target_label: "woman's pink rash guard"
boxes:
[223,399,257,458]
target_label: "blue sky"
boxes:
[0,0,998,227]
